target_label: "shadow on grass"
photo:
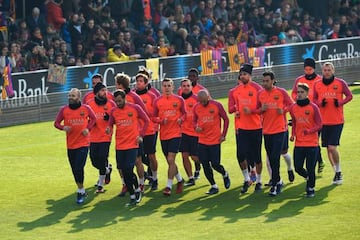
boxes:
[66,182,203,233]
[161,181,336,223]
[17,186,97,232]
[264,184,336,222]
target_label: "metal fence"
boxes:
[0,57,359,128]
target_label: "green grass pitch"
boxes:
[0,86,359,240]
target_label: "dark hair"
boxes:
[262,71,275,80]
[92,73,103,81]
[135,73,149,84]
[113,89,126,99]
[188,68,199,76]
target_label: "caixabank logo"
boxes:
[264,37,360,66]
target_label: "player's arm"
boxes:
[54,106,66,130]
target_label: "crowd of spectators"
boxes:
[0,0,360,73]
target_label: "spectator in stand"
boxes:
[326,21,341,39]
[107,44,140,62]
[158,37,170,57]
[173,28,189,55]
[10,42,25,73]
[45,0,66,32]
[156,29,170,45]
[30,27,44,47]
[99,6,113,32]
[46,46,55,64]
[44,24,61,49]
[193,1,206,22]
[299,19,311,39]
[183,13,196,34]
[68,13,85,56]
[303,28,316,42]
[17,20,31,50]
[187,25,201,53]
[79,0,102,24]
[199,35,214,51]
[27,7,47,37]
[0,42,16,78]
[91,26,109,63]
[214,0,229,23]
[123,30,137,56]
[25,43,47,71]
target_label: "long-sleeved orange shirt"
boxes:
[313,78,353,125]
[86,99,116,142]
[258,87,293,135]
[233,81,263,130]
[153,94,186,140]
[289,101,322,147]
[136,89,157,135]
[193,100,229,145]
[109,103,149,150]
[54,104,96,149]
[181,93,198,137]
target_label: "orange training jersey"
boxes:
[313,78,353,125]
[153,94,186,140]
[289,102,322,147]
[54,104,96,149]
[181,93,198,136]
[82,91,114,104]
[109,103,149,150]
[193,100,229,145]
[234,81,263,130]
[136,89,157,135]
[86,98,116,142]
[258,87,293,135]
[228,84,242,129]
[291,74,322,102]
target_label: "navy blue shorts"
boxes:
[116,148,138,170]
[321,124,343,147]
[67,146,88,171]
[236,128,262,164]
[143,134,157,154]
[198,143,221,166]
[161,137,181,156]
[281,130,289,152]
[179,133,199,156]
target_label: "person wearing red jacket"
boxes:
[179,78,201,186]
[290,83,322,197]
[193,89,231,195]
[134,73,159,191]
[291,58,325,174]
[313,62,353,185]
[54,88,96,204]
[258,71,294,196]
[107,89,150,206]
[86,83,116,193]
[114,73,147,196]
[231,63,264,194]
[153,78,186,196]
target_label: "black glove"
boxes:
[334,99,339,107]
[103,112,109,121]
[288,119,292,126]
[321,98,327,107]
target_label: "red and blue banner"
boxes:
[200,49,223,75]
